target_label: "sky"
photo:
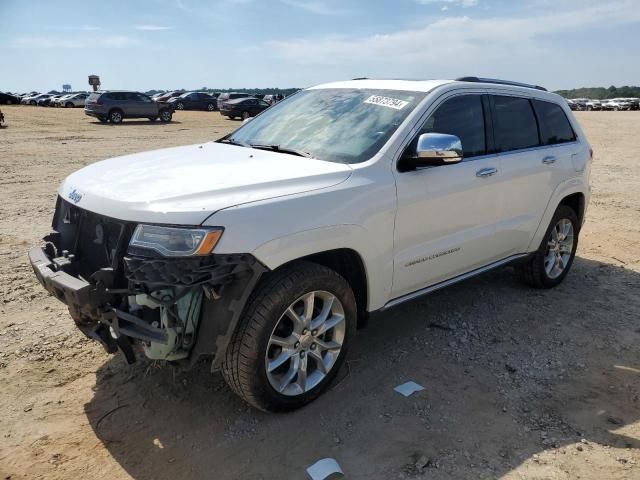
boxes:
[1,0,639,93]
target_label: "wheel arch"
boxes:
[275,248,369,329]
[526,180,589,252]
[108,107,124,118]
[247,223,391,314]
[558,192,586,229]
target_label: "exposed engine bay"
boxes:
[29,197,266,368]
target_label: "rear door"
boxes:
[245,98,258,115]
[489,94,578,256]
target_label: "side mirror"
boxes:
[398,133,463,172]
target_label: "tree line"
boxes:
[554,85,640,99]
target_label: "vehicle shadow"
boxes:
[84,256,640,479]
[89,120,183,126]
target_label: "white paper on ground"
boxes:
[306,458,344,480]
[394,381,425,397]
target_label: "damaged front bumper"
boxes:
[29,198,266,369]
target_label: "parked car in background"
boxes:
[151,92,166,100]
[217,92,251,111]
[220,96,270,120]
[623,98,640,110]
[59,92,89,108]
[51,94,73,107]
[602,98,631,111]
[584,99,601,111]
[22,93,51,105]
[570,98,590,111]
[38,94,64,107]
[154,91,183,102]
[263,94,284,106]
[566,99,578,111]
[19,92,40,103]
[169,92,218,111]
[0,92,20,105]
[84,91,174,123]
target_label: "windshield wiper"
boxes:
[217,136,250,147]
[249,143,313,158]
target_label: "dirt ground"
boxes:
[0,105,639,480]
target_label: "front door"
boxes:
[392,93,504,299]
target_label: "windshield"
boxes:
[226,88,426,164]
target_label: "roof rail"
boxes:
[455,76,547,92]
[352,77,369,80]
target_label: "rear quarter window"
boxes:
[533,99,576,145]
[492,95,539,152]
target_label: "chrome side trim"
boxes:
[381,253,529,311]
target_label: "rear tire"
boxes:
[515,205,579,289]
[175,102,184,110]
[221,261,356,412]
[108,109,123,124]
[242,110,250,120]
[65,102,73,108]
[207,103,215,111]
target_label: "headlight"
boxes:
[128,225,223,257]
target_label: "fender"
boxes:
[252,224,392,312]
[526,176,589,252]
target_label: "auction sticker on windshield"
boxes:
[364,95,409,110]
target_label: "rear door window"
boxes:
[418,94,487,158]
[492,95,539,152]
[532,99,576,145]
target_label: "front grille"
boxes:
[52,197,133,278]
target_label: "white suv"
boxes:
[30,77,591,411]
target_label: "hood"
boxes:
[59,142,352,225]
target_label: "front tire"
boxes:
[206,103,215,111]
[222,261,356,412]
[242,110,250,120]
[65,102,73,108]
[159,109,172,122]
[516,205,579,289]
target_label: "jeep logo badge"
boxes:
[68,189,82,204]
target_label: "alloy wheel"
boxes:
[544,218,574,279]
[265,291,346,396]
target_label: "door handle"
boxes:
[542,155,557,165]
[476,167,498,178]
